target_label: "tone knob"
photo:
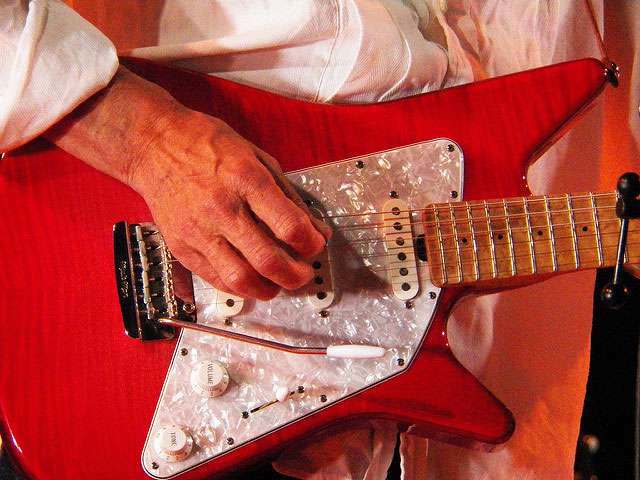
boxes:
[153,425,193,463]
[190,360,230,397]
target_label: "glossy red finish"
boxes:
[0,58,608,479]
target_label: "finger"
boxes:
[243,169,327,259]
[193,234,281,301]
[255,148,333,240]
[221,206,315,289]
[167,240,243,297]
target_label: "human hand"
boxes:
[129,109,331,300]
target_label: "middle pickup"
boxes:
[382,198,420,300]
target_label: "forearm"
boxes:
[44,65,185,190]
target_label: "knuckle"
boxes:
[276,211,309,244]
[223,267,252,292]
[250,244,282,275]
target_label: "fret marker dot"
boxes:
[582,226,588,232]
[461,237,468,244]
[314,276,324,285]
[537,230,543,236]
[497,234,504,240]
[312,261,322,269]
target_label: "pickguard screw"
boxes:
[320,310,329,318]
[183,303,195,314]
[225,298,235,307]
[320,394,327,403]
[450,190,459,199]
[405,300,414,309]
[151,462,159,470]
[389,190,399,198]
[447,144,455,152]
[227,437,235,445]
[355,160,365,169]
[180,348,188,356]
[304,199,313,207]
[297,386,305,393]
[224,318,233,326]
[397,358,405,366]
[241,411,249,419]
[429,291,437,299]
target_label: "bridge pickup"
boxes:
[306,206,335,310]
[382,199,420,300]
[113,221,194,340]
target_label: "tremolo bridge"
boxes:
[114,222,195,340]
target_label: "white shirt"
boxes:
[2,1,638,479]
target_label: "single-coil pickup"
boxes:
[382,199,420,300]
[306,206,335,310]
[207,289,244,319]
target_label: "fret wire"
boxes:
[543,195,558,272]
[503,199,517,276]
[566,193,580,268]
[466,203,480,280]
[483,200,498,278]
[589,192,604,266]
[522,197,537,274]
[449,203,464,282]
[432,205,448,284]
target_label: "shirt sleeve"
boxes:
[0,0,118,151]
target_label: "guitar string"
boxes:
[310,191,616,222]
[326,203,618,233]
[325,214,624,250]
[162,217,634,267]
[189,237,640,296]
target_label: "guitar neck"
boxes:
[423,191,637,287]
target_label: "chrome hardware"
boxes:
[113,221,195,340]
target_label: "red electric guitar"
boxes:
[0,57,630,480]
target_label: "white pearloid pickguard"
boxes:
[142,140,464,478]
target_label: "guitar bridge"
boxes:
[113,221,195,340]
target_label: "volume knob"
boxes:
[153,425,193,463]
[191,360,230,397]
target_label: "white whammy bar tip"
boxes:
[326,345,386,359]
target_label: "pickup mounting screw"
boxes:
[397,358,405,366]
[183,303,195,314]
[450,190,459,199]
[355,160,365,169]
[429,291,437,299]
[227,437,235,445]
[151,462,159,470]
[320,394,327,403]
[180,348,188,356]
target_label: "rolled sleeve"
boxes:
[0,0,118,151]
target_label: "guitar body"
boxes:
[0,58,607,479]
